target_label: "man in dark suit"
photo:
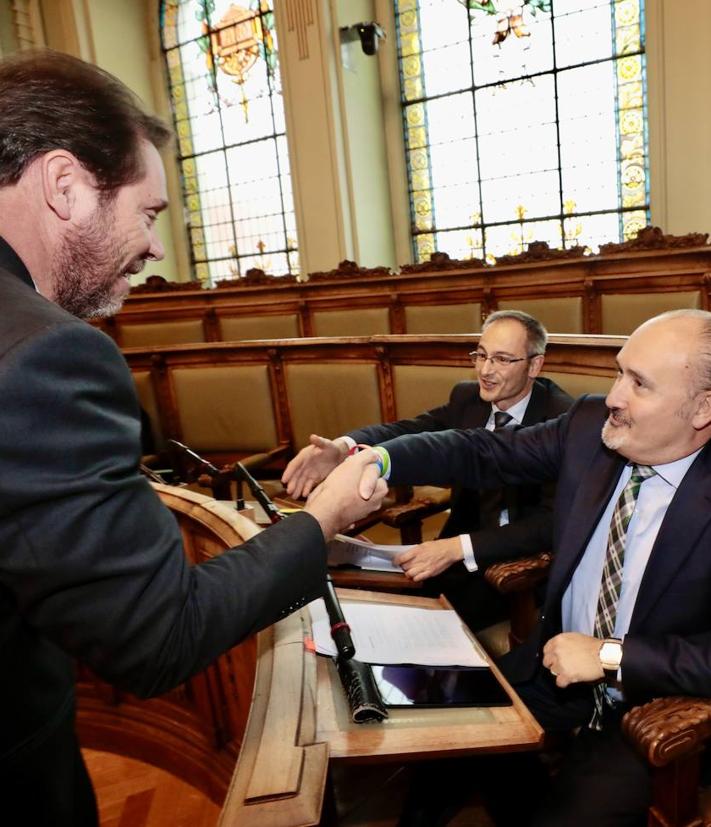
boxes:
[356,309,711,825]
[0,51,386,827]
[283,310,573,631]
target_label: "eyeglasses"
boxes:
[469,350,534,368]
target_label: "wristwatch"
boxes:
[599,638,623,685]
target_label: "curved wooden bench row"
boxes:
[124,333,624,469]
[100,230,711,346]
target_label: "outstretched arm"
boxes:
[282,434,349,498]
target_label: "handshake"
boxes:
[291,435,387,540]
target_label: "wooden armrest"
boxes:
[622,696,711,768]
[379,496,450,528]
[239,443,290,471]
[484,552,552,595]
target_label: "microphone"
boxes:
[325,574,356,660]
[168,438,220,475]
[234,462,356,661]
[234,462,282,524]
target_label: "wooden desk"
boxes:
[219,589,543,825]
[317,589,542,762]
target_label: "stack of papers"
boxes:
[327,534,410,573]
[308,599,487,668]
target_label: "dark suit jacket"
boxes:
[0,239,327,767]
[348,378,573,568]
[382,396,711,703]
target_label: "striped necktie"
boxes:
[590,463,656,729]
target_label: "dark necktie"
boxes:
[493,410,514,430]
[590,464,656,729]
[479,411,515,530]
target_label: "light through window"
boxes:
[160,0,299,283]
[395,0,649,263]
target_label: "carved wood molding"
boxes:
[622,696,711,768]
[599,226,710,255]
[308,258,392,281]
[400,251,486,274]
[130,275,201,293]
[484,552,553,594]
[493,241,587,266]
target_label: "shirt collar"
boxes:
[646,448,703,489]
[492,389,532,425]
[0,236,35,289]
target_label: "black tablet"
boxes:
[371,664,512,708]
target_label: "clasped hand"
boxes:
[303,448,386,540]
[542,632,605,688]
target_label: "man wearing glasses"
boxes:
[283,309,572,632]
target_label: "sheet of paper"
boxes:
[308,599,488,668]
[327,534,411,573]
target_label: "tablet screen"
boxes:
[371,664,512,708]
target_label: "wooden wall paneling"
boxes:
[113,239,711,342]
[375,344,396,423]
[583,280,599,334]
[299,299,313,337]
[121,335,624,464]
[204,307,220,342]
[388,291,405,334]
[149,351,183,447]
[703,273,711,311]
[267,347,293,449]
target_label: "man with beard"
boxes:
[0,50,386,827]
[283,310,573,633]
[355,309,711,826]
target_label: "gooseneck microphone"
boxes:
[233,460,356,661]
[234,462,282,524]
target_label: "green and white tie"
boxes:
[590,464,656,730]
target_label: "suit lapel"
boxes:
[545,448,626,606]
[630,449,711,630]
[522,381,546,426]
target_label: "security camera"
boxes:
[339,22,386,57]
[356,22,385,55]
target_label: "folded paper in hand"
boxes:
[327,534,411,573]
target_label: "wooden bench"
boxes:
[122,333,622,469]
[101,229,711,347]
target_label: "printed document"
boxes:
[308,599,488,668]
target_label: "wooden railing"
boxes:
[100,229,711,347]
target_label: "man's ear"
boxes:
[528,354,544,379]
[692,391,711,431]
[39,150,87,221]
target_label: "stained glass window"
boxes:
[395,0,649,263]
[160,0,298,283]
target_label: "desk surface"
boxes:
[220,589,542,827]
[317,588,543,762]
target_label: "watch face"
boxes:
[600,641,622,668]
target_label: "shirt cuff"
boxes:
[339,435,357,451]
[460,535,478,572]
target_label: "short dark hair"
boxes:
[0,49,171,192]
[482,309,548,356]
